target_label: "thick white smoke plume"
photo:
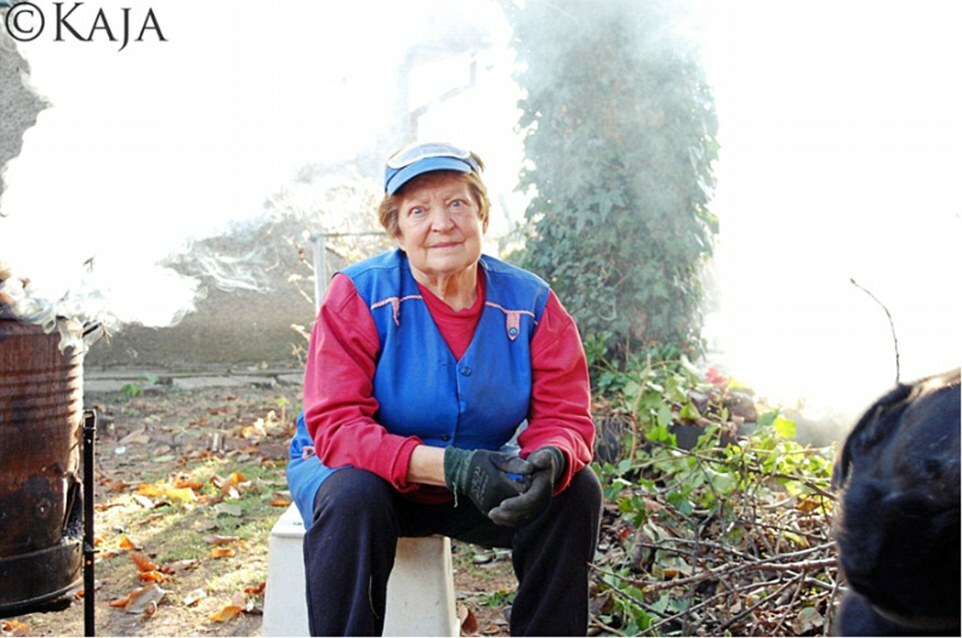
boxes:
[0,0,518,334]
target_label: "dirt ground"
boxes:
[2,380,516,637]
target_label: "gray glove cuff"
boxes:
[442,446,471,492]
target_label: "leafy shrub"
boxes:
[502,0,719,356]
[590,355,839,635]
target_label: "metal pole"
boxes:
[82,409,97,637]
[308,230,383,311]
[312,234,328,315]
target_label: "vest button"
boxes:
[459,366,471,376]
[440,434,451,442]
[508,327,518,337]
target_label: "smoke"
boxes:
[693,0,962,434]
[0,0,518,338]
[6,0,954,436]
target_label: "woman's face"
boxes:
[395,172,483,283]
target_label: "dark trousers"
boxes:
[303,466,603,636]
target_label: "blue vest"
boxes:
[287,250,551,525]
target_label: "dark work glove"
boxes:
[443,447,531,515]
[488,446,566,527]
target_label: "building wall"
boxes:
[84,218,321,371]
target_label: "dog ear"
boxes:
[832,383,912,489]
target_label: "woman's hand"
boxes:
[443,447,531,514]
[488,447,566,527]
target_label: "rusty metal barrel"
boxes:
[0,318,85,615]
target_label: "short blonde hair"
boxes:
[377,155,490,238]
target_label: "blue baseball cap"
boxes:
[384,142,481,195]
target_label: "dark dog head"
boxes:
[833,368,960,634]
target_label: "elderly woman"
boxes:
[287,142,602,636]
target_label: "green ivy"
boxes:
[501,0,719,356]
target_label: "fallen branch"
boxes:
[716,575,801,633]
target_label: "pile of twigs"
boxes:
[589,440,841,636]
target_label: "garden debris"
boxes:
[208,604,244,623]
[182,588,207,607]
[110,583,168,615]
[589,360,840,636]
[162,559,200,574]
[209,587,264,623]
[458,603,479,634]
[0,620,28,637]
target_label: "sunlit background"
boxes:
[696,0,961,426]
[2,0,960,436]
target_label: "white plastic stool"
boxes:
[261,504,459,636]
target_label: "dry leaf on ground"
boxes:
[1,620,28,637]
[209,547,236,559]
[110,583,168,615]
[183,588,207,607]
[162,558,200,574]
[458,603,479,635]
[208,605,244,623]
[130,551,161,572]
[119,536,140,550]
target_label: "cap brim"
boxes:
[385,157,474,195]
